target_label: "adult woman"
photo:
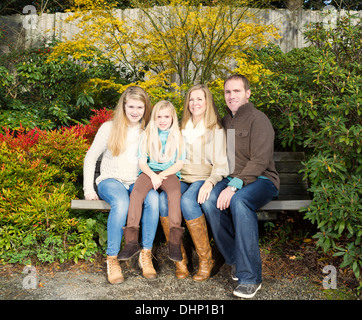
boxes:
[159,84,229,281]
[83,86,159,283]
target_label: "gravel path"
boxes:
[0,245,327,301]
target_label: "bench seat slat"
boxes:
[71,199,312,211]
[71,200,111,210]
[259,200,312,211]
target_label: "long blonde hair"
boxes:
[108,86,151,156]
[139,100,183,163]
[181,84,222,130]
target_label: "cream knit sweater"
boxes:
[181,119,229,185]
[83,121,141,196]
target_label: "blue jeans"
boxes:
[159,181,205,221]
[202,177,278,285]
[97,178,159,255]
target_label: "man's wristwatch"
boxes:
[229,186,237,192]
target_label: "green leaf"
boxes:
[338,220,345,234]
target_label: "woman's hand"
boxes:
[85,192,99,200]
[197,181,213,204]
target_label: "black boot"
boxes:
[117,226,141,261]
[168,227,184,262]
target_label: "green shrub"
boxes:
[0,40,122,130]
[0,124,104,264]
[249,12,361,288]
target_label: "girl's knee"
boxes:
[145,189,159,205]
[110,196,129,209]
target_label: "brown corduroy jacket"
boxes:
[222,102,280,190]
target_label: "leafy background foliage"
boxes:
[0,1,360,292]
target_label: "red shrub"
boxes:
[82,108,113,143]
[0,124,43,152]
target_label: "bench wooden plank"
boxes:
[71,199,110,210]
[273,152,306,162]
[259,199,312,211]
[275,162,305,173]
[276,194,312,200]
[71,199,312,211]
[279,185,310,196]
[279,173,307,184]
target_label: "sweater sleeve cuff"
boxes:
[227,177,244,189]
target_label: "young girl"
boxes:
[83,86,159,284]
[159,84,229,281]
[118,100,185,263]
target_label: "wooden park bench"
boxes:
[71,152,312,220]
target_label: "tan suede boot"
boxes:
[186,214,214,282]
[106,255,124,284]
[160,216,189,279]
[139,249,157,279]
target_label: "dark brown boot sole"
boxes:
[117,243,141,261]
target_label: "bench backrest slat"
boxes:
[274,152,310,200]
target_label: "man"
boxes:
[202,74,279,298]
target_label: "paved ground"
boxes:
[0,244,328,301]
[1,243,360,318]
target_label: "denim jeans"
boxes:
[97,178,159,255]
[202,177,278,285]
[159,180,205,221]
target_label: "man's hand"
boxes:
[216,186,236,210]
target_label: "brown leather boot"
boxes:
[106,255,124,284]
[186,214,214,282]
[117,226,141,261]
[160,216,189,279]
[168,226,185,262]
[139,249,157,279]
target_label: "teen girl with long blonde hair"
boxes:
[83,86,159,284]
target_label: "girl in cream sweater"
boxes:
[83,86,159,283]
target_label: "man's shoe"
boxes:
[231,265,238,281]
[233,283,261,299]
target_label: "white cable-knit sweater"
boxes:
[83,121,141,196]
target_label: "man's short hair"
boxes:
[224,74,250,91]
